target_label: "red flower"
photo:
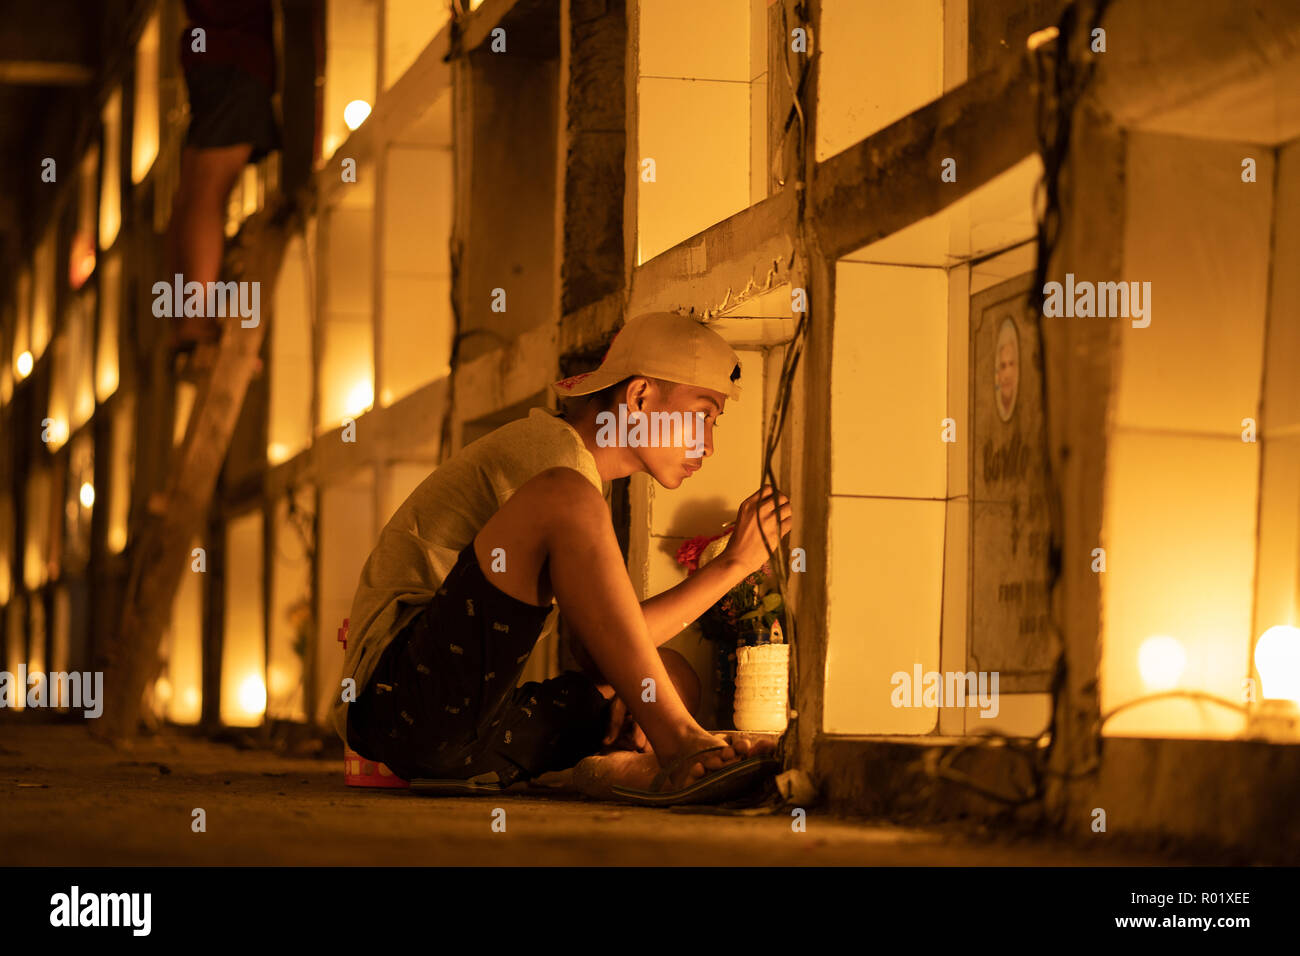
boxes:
[675,532,727,575]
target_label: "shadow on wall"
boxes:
[668,495,736,535]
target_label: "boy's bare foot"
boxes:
[658,729,746,792]
[662,729,781,790]
[572,750,660,798]
[572,732,779,798]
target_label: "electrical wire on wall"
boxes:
[751,0,811,775]
[1023,0,1114,799]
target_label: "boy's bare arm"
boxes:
[641,486,793,646]
[540,479,701,756]
[640,554,748,646]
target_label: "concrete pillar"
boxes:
[556,0,628,316]
[1039,105,1124,820]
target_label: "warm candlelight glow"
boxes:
[97,365,119,401]
[69,236,96,289]
[1138,635,1186,692]
[99,88,122,249]
[79,482,95,509]
[45,417,69,449]
[346,380,374,418]
[131,11,160,184]
[343,99,372,131]
[238,674,267,717]
[177,686,200,724]
[1255,625,1300,704]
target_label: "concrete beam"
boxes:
[810,52,1038,261]
[314,118,378,205]
[1090,0,1300,131]
[706,317,798,347]
[453,321,559,422]
[626,187,798,319]
[372,17,451,127]
[293,378,448,493]
[811,0,1300,264]
[558,290,626,356]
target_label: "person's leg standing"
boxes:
[167,46,278,353]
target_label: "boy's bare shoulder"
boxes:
[524,465,603,496]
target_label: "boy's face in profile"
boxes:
[629,381,727,489]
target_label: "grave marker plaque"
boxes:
[968,272,1055,691]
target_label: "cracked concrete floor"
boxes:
[0,723,1167,866]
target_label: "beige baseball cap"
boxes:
[551,312,742,401]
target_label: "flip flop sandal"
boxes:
[610,745,782,807]
[407,770,515,796]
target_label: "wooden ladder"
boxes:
[94,198,300,744]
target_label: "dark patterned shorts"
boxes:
[346,542,611,786]
[183,62,280,162]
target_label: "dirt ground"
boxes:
[0,722,1171,866]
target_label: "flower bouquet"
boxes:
[675,532,786,727]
